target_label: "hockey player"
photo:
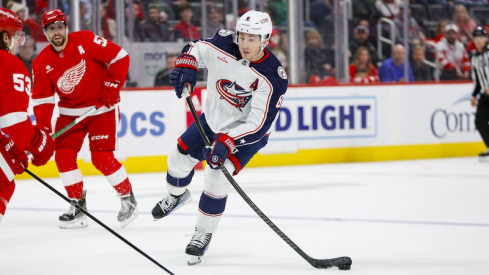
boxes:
[31,8,138,228]
[152,10,288,265]
[0,8,55,224]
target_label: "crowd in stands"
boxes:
[4,0,489,87]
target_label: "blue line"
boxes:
[9,207,489,228]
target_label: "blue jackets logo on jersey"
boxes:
[216,79,252,112]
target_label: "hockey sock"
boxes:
[92,151,131,195]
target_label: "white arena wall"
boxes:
[18,81,484,179]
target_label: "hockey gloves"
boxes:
[203,133,237,169]
[27,128,55,167]
[0,134,28,175]
[102,79,121,108]
[169,54,198,98]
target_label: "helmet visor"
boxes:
[12,31,25,46]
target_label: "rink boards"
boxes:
[17,82,484,179]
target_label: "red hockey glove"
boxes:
[102,79,121,108]
[0,134,28,175]
[169,54,198,98]
[27,128,55,167]
[202,133,237,169]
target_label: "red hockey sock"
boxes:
[65,182,83,200]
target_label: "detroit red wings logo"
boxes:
[216,80,252,112]
[57,59,86,94]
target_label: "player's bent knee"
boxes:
[167,146,199,178]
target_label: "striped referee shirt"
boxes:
[471,44,489,97]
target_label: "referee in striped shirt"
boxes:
[470,26,489,161]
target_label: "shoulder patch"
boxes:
[219,29,234,37]
[277,66,287,79]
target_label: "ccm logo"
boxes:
[4,140,14,151]
[104,82,118,88]
[91,135,109,140]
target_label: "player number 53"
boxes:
[13,73,31,95]
[93,35,108,47]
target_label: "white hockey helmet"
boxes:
[234,10,272,46]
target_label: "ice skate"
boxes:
[59,190,88,229]
[185,227,212,266]
[152,189,192,220]
[479,149,489,162]
[118,190,139,228]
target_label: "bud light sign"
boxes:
[272,96,377,140]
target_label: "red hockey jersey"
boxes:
[31,30,129,131]
[0,50,37,149]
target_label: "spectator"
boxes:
[15,35,36,79]
[428,20,449,43]
[411,46,434,81]
[375,0,402,19]
[79,1,90,31]
[125,2,144,42]
[142,4,171,42]
[393,6,426,48]
[349,46,379,83]
[24,0,48,42]
[310,0,332,27]
[7,1,30,36]
[349,23,379,65]
[100,3,116,41]
[436,23,471,80]
[453,4,477,46]
[351,0,379,24]
[154,53,178,87]
[173,3,200,41]
[268,0,288,25]
[272,33,288,72]
[304,29,335,83]
[205,5,224,38]
[378,44,414,82]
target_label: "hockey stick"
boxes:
[24,169,175,275]
[51,103,104,139]
[182,84,352,270]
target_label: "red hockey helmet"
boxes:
[0,8,25,46]
[41,8,67,29]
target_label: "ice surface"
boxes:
[1,157,488,275]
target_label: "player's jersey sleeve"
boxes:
[181,29,238,70]
[0,55,37,149]
[79,31,129,85]
[31,51,56,133]
[227,62,288,145]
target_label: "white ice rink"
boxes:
[1,157,488,275]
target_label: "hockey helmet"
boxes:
[41,8,67,29]
[0,8,25,46]
[473,25,488,37]
[234,10,272,46]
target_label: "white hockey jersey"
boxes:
[184,29,288,146]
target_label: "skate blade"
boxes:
[479,156,489,163]
[59,216,88,229]
[120,209,139,228]
[187,255,202,266]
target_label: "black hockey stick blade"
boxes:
[24,169,175,275]
[311,256,352,270]
[183,83,352,270]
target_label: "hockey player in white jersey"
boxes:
[151,10,288,265]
